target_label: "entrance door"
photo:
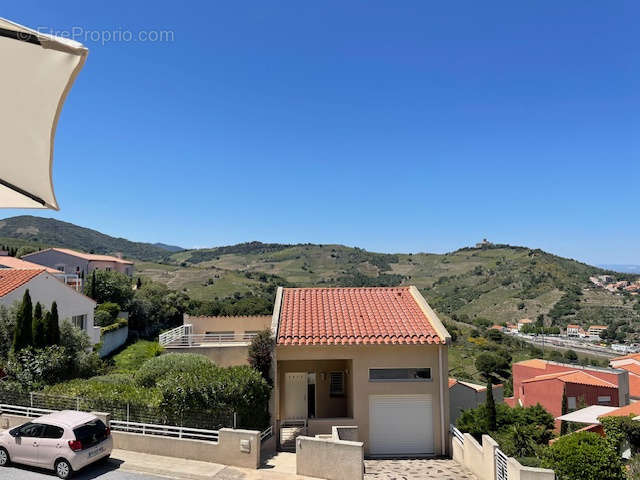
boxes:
[369,394,434,455]
[284,372,308,420]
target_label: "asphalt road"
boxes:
[1,458,168,480]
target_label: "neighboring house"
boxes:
[0,269,99,344]
[0,254,81,290]
[22,248,134,280]
[587,325,607,338]
[160,314,272,367]
[517,318,533,331]
[609,354,640,401]
[161,285,451,456]
[507,359,630,430]
[566,324,586,337]
[449,378,504,423]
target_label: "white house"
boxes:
[0,269,99,344]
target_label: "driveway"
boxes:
[364,458,477,480]
[1,458,165,480]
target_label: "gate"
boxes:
[495,447,508,480]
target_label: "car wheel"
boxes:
[0,447,9,466]
[55,458,73,479]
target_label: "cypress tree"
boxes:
[13,289,33,352]
[48,302,60,346]
[485,377,496,432]
[90,270,97,299]
[560,391,568,436]
[32,302,46,348]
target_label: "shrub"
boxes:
[94,310,115,327]
[540,431,624,480]
[43,378,160,408]
[96,302,121,320]
[248,330,275,384]
[113,340,163,371]
[134,353,213,388]
[0,305,16,361]
[84,270,133,308]
[5,346,69,390]
[157,365,271,429]
[101,318,128,334]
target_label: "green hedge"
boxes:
[134,353,213,388]
[43,378,160,407]
[101,318,128,335]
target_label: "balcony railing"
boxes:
[159,325,257,347]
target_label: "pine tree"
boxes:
[13,289,33,352]
[48,302,60,346]
[32,302,46,348]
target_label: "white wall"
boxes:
[1,272,99,344]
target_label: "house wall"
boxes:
[513,361,629,406]
[0,272,99,344]
[278,359,351,419]
[23,250,90,276]
[185,315,271,335]
[275,343,449,456]
[89,260,133,276]
[450,383,504,423]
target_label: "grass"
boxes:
[112,340,163,372]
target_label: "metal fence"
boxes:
[495,448,509,480]
[0,390,235,432]
[260,425,273,441]
[449,424,464,443]
[110,420,219,442]
[159,325,258,347]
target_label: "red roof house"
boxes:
[273,286,451,457]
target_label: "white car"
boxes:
[0,410,113,479]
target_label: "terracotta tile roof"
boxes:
[628,374,640,398]
[24,248,133,265]
[0,256,60,274]
[515,359,548,369]
[611,352,640,362]
[0,269,43,297]
[566,324,580,329]
[276,287,444,346]
[522,370,616,388]
[619,364,640,376]
[599,402,640,418]
[448,378,458,388]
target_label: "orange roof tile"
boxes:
[490,325,503,330]
[276,287,444,346]
[448,378,458,388]
[566,324,580,329]
[611,352,640,362]
[628,374,640,398]
[522,370,616,388]
[0,256,60,274]
[599,403,640,418]
[619,364,640,376]
[23,248,133,265]
[0,269,43,297]
[515,359,548,369]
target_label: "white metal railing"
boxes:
[160,327,258,347]
[110,420,219,442]
[1,404,56,418]
[495,448,509,480]
[450,424,464,443]
[260,425,273,441]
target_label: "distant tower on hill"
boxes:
[475,238,493,248]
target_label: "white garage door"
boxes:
[369,394,434,455]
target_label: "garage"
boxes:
[369,394,434,455]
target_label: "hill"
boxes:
[153,242,185,253]
[134,241,640,341]
[0,216,172,261]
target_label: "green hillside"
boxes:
[0,216,172,261]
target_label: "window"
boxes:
[55,264,65,272]
[72,315,86,330]
[41,424,65,439]
[369,368,432,382]
[105,267,112,272]
[12,423,44,438]
[598,396,612,404]
[75,266,80,272]
[567,397,577,410]
[329,372,345,396]
[73,420,108,449]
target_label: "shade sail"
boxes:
[556,405,616,425]
[0,17,88,210]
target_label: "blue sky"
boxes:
[3,1,638,265]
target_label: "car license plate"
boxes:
[87,446,104,458]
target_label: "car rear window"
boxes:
[73,419,108,449]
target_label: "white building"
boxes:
[0,269,99,344]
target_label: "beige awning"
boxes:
[0,18,88,210]
[556,405,617,424]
